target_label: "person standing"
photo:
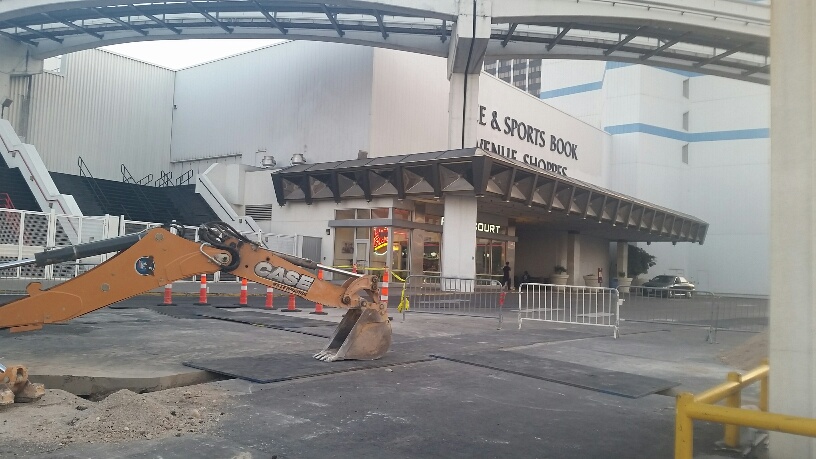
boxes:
[502,262,512,291]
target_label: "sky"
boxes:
[102,39,285,69]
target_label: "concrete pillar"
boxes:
[567,232,580,285]
[0,37,41,115]
[769,2,816,457]
[616,241,629,277]
[441,195,477,280]
[447,0,490,150]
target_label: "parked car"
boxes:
[642,275,695,298]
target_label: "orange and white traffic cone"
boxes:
[380,269,389,307]
[236,278,248,306]
[280,293,302,312]
[194,275,209,305]
[158,283,176,306]
[265,287,275,310]
[311,270,328,315]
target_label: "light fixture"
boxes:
[0,98,11,119]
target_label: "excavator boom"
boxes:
[0,222,392,404]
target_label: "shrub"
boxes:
[554,265,568,274]
[627,245,656,277]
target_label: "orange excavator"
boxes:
[0,222,391,405]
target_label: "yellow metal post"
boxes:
[724,372,741,448]
[675,393,695,459]
[760,358,769,412]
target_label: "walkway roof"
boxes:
[271,148,708,245]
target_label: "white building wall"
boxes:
[539,61,770,294]
[171,42,375,173]
[369,50,449,157]
[9,49,174,181]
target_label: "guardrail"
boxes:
[617,287,767,342]
[518,283,620,337]
[403,275,505,324]
[675,359,816,459]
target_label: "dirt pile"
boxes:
[0,386,227,456]
[719,331,769,370]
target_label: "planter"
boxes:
[551,273,568,286]
[583,274,599,287]
[617,277,632,293]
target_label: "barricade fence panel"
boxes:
[616,286,768,341]
[403,275,505,323]
[517,283,620,337]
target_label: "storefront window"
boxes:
[391,229,410,280]
[356,227,369,239]
[476,238,491,275]
[422,232,441,274]
[356,209,371,219]
[335,209,355,219]
[371,208,389,219]
[333,227,355,276]
[393,209,411,221]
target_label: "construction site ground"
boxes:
[0,293,769,459]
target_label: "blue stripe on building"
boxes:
[603,124,769,142]
[540,61,701,99]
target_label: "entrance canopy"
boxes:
[272,148,707,244]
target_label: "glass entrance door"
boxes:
[354,240,370,273]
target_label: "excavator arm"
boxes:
[0,222,392,404]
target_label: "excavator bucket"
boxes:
[314,308,392,361]
[0,364,45,405]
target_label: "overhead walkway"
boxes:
[0,0,769,83]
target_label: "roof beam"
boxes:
[46,13,104,39]
[742,63,769,76]
[95,8,148,36]
[372,10,388,40]
[604,26,646,56]
[321,4,344,37]
[0,29,37,46]
[564,186,576,215]
[524,175,538,207]
[501,23,517,47]
[254,1,287,35]
[598,195,608,223]
[9,22,63,43]
[503,168,517,202]
[547,180,559,211]
[640,33,689,61]
[131,5,181,34]
[546,25,571,51]
[187,1,233,34]
[440,19,447,43]
[694,43,752,68]
[581,191,593,218]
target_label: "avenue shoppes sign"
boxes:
[478,105,578,177]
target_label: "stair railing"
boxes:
[0,192,14,209]
[78,157,118,218]
[120,164,136,184]
[154,171,173,187]
[175,169,194,186]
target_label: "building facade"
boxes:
[2,40,766,294]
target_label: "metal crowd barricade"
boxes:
[403,275,505,325]
[517,283,620,338]
[617,287,769,342]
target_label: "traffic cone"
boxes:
[236,278,248,306]
[380,269,389,307]
[280,293,302,312]
[265,287,275,310]
[158,283,176,306]
[311,270,328,315]
[194,275,209,305]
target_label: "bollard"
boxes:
[311,270,328,315]
[158,283,176,306]
[236,278,248,306]
[265,287,275,310]
[280,293,302,312]
[380,269,389,306]
[194,275,209,305]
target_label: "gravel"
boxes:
[0,386,227,456]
